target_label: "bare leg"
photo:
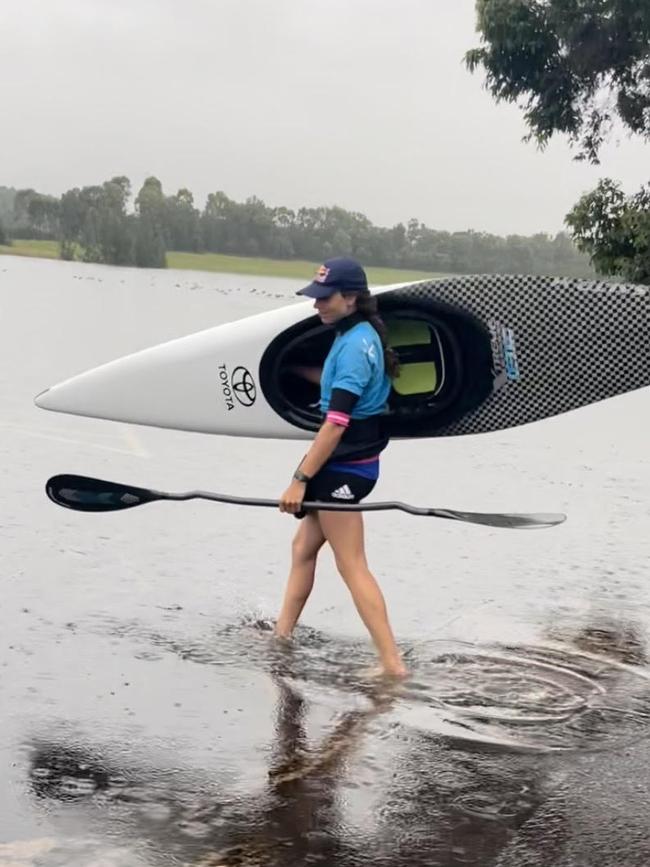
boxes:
[317,510,407,677]
[275,513,326,638]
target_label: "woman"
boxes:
[276,257,407,678]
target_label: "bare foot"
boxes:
[383,663,409,679]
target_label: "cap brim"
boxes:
[296,282,335,299]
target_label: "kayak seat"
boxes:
[387,319,440,397]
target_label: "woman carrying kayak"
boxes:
[276,257,407,678]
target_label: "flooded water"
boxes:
[2,254,650,866]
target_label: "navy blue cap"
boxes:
[297,257,368,299]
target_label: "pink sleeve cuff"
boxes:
[326,410,351,428]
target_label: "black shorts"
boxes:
[297,469,377,518]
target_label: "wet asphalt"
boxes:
[2,256,650,866]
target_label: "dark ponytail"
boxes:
[352,290,400,378]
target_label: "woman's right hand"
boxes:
[279,479,307,514]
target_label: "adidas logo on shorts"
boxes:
[331,484,354,500]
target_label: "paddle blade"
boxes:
[46,474,160,512]
[432,509,566,529]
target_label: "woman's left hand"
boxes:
[279,479,307,513]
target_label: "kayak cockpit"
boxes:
[260,295,495,438]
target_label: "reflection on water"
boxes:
[550,620,649,666]
[19,617,650,867]
[75,614,650,753]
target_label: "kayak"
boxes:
[35,274,650,439]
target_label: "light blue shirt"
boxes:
[320,320,391,418]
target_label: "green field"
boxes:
[0,239,438,284]
[0,239,60,259]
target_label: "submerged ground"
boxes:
[2,255,650,866]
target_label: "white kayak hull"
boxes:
[35,275,650,440]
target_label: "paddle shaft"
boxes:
[157,490,562,527]
[165,489,451,516]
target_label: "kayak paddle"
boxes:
[45,474,566,530]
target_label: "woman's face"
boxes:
[313,291,356,325]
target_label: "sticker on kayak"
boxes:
[501,327,520,382]
[488,320,521,384]
[218,364,257,410]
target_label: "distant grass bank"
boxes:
[167,251,438,283]
[0,239,60,259]
[0,240,438,285]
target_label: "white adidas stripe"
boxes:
[331,484,354,500]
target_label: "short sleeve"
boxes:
[331,335,377,396]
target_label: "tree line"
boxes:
[0,177,594,277]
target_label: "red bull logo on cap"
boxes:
[314,265,330,283]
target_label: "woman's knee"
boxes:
[333,553,368,582]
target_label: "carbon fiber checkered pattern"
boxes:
[394,275,650,436]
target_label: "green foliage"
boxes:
[59,177,135,265]
[134,218,166,268]
[166,188,201,252]
[466,0,650,162]
[566,179,650,282]
[0,186,16,228]
[12,189,60,239]
[132,177,167,267]
[0,218,8,246]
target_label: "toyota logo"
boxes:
[231,366,256,407]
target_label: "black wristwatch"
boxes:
[293,469,311,483]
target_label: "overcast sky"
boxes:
[1,0,646,236]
